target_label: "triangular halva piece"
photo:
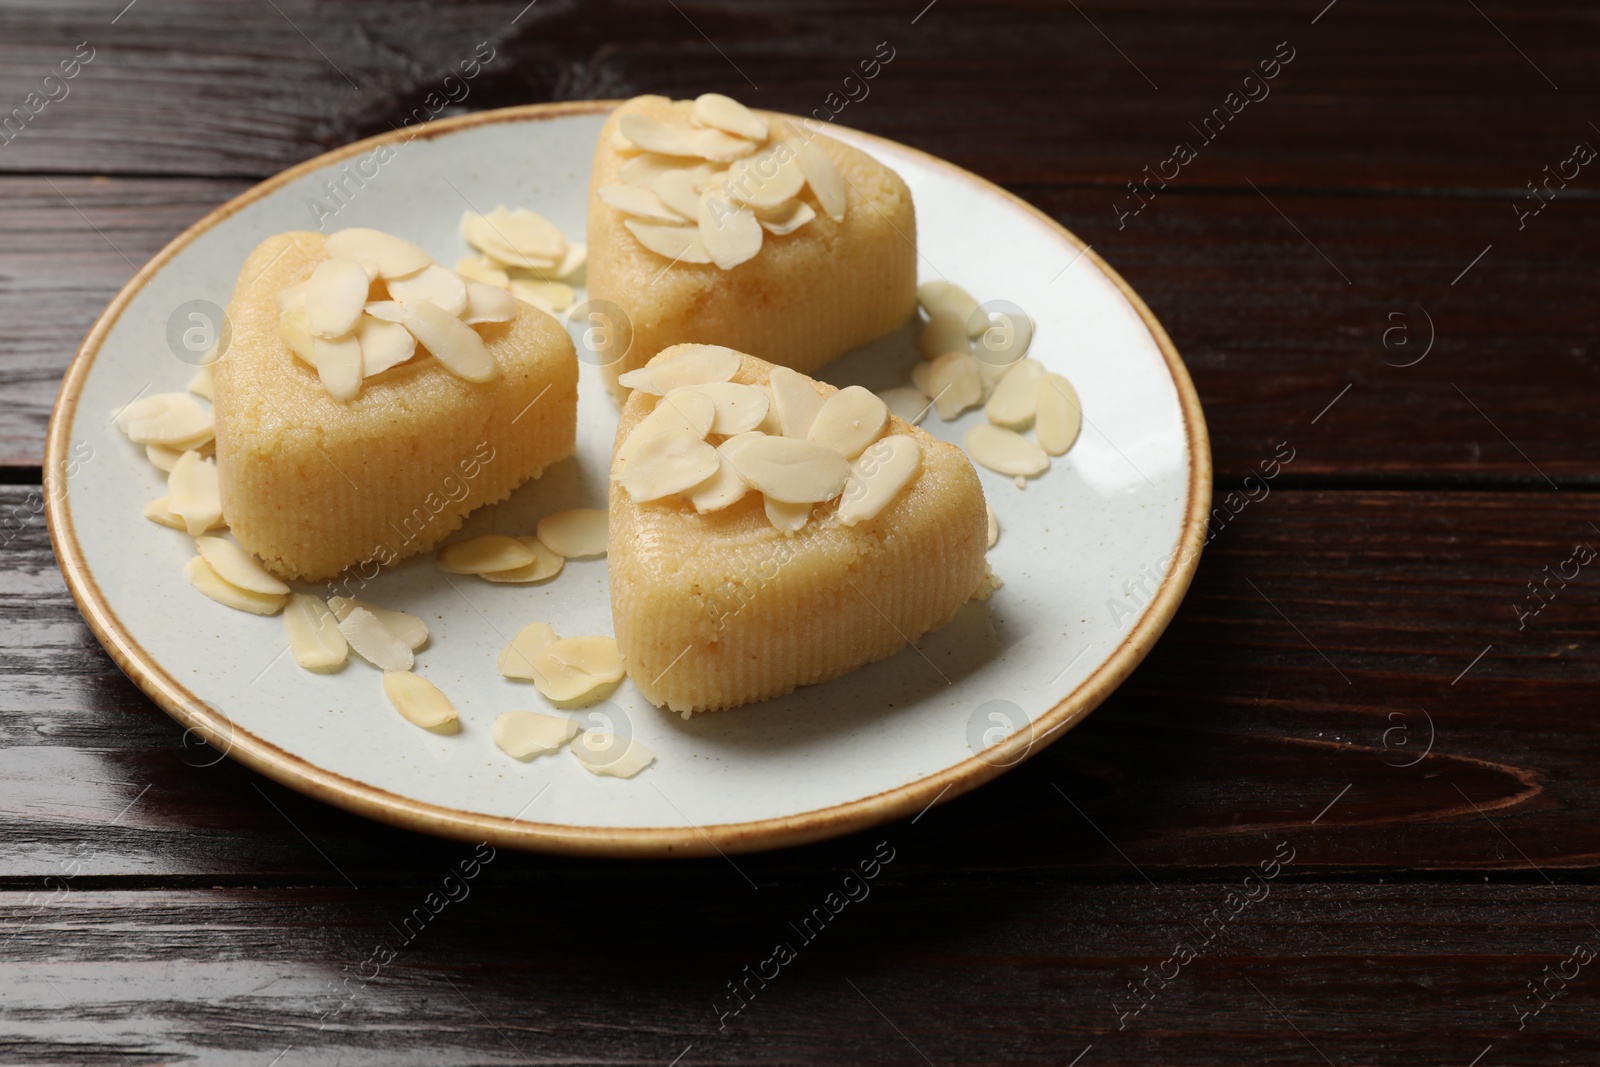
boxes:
[608,345,988,714]
[587,94,917,400]
[214,231,578,582]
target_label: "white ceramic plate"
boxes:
[46,102,1209,857]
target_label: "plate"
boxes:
[45,102,1209,857]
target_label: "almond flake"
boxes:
[807,385,887,459]
[837,434,922,526]
[276,282,308,314]
[487,206,566,261]
[598,183,687,224]
[615,389,718,465]
[382,670,458,731]
[339,607,414,671]
[498,621,560,680]
[555,241,587,279]
[325,229,431,279]
[985,358,1044,429]
[387,264,468,318]
[912,352,984,420]
[187,362,216,401]
[460,211,560,270]
[919,308,970,360]
[118,393,214,448]
[530,635,625,705]
[455,255,511,288]
[1035,372,1082,456]
[768,366,828,438]
[986,503,999,548]
[354,316,416,377]
[492,711,579,759]
[698,193,763,270]
[508,279,574,312]
[463,281,517,324]
[651,165,715,220]
[964,423,1050,477]
[686,452,750,513]
[619,430,721,503]
[619,114,757,162]
[683,382,769,434]
[167,451,223,536]
[313,335,363,401]
[146,444,182,472]
[764,496,811,535]
[327,597,429,650]
[479,536,565,584]
[620,152,699,188]
[878,386,929,426]
[972,307,1034,362]
[534,509,608,559]
[195,536,290,595]
[693,93,768,141]
[623,219,712,264]
[758,200,816,236]
[362,300,405,323]
[306,258,370,339]
[976,354,1011,401]
[570,731,655,778]
[726,436,851,504]
[722,144,805,210]
[617,345,740,396]
[185,555,288,615]
[145,495,221,533]
[917,281,981,325]
[793,135,848,221]
[400,299,498,382]
[436,534,537,575]
[283,594,348,671]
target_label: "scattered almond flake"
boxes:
[985,358,1044,429]
[313,334,363,401]
[965,423,1050,477]
[1035,372,1083,456]
[878,386,929,426]
[327,597,429,650]
[534,509,608,559]
[455,255,511,288]
[570,731,655,778]
[460,210,560,271]
[195,536,290,595]
[838,434,922,526]
[764,496,811,535]
[325,228,431,279]
[615,390,718,465]
[618,345,740,396]
[973,306,1034,361]
[382,670,458,732]
[489,205,567,261]
[339,607,414,671]
[722,144,805,210]
[531,636,625,705]
[146,443,182,473]
[387,264,469,318]
[683,382,769,435]
[362,300,405,324]
[143,496,188,531]
[698,193,763,270]
[554,241,587,280]
[508,279,574,312]
[118,393,214,448]
[1014,475,1026,490]
[620,430,721,503]
[480,536,565,584]
[651,166,714,220]
[807,385,888,459]
[917,280,981,325]
[758,200,816,236]
[187,361,216,401]
[276,281,308,314]
[619,114,757,163]
[986,503,999,548]
[726,436,851,504]
[492,711,579,759]
[305,258,370,339]
[167,451,223,536]
[436,534,537,575]
[462,281,517,325]
[401,299,498,382]
[280,307,316,361]
[919,308,970,361]
[686,451,750,513]
[354,316,416,377]
[598,183,687,224]
[768,366,828,439]
[971,562,1004,602]
[498,621,560,680]
[623,220,712,265]
[185,555,287,615]
[793,135,848,221]
[976,354,1010,401]
[912,352,984,420]
[693,92,768,141]
[283,594,348,671]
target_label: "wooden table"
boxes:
[5,1,1598,1062]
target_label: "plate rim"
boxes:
[44,100,1212,858]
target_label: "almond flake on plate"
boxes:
[195,536,290,595]
[283,594,349,671]
[498,621,560,680]
[460,210,560,270]
[508,279,574,312]
[144,495,221,533]
[986,503,999,548]
[530,636,625,706]
[692,93,768,141]
[325,229,431,279]
[984,358,1044,429]
[479,536,565,584]
[964,423,1050,477]
[382,670,459,732]
[187,362,216,401]
[807,385,887,459]
[485,206,566,261]
[185,555,287,615]
[917,280,981,325]
[338,606,414,672]
[837,434,922,526]
[492,711,580,759]
[911,352,984,420]
[327,597,428,650]
[117,393,214,448]
[167,451,223,536]
[1035,372,1083,456]
[570,731,655,778]
[455,255,511,288]
[145,443,182,472]
[435,534,537,575]
[534,509,608,559]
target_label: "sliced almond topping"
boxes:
[508,279,574,312]
[530,636,625,705]
[651,165,715,220]
[279,308,317,366]
[620,152,698,188]
[986,503,999,548]
[985,358,1044,429]
[878,386,930,426]
[339,607,414,672]
[534,509,608,559]
[195,536,290,595]
[283,594,348,671]
[722,144,805,210]
[387,264,468,317]
[793,135,847,221]
[624,219,713,264]
[480,536,565,584]
[313,335,363,401]
[615,389,718,465]
[327,597,428,650]
[619,114,757,162]
[619,430,721,503]
[436,534,537,575]
[698,193,763,270]
[919,308,970,360]
[400,299,498,382]
[693,92,768,141]
[354,316,416,377]
[167,451,223,537]
[306,258,370,339]
[498,621,560,680]
[1035,372,1083,456]
[185,555,288,616]
[725,436,851,504]
[143,496,187,531]
[598,183,687,224]
[764,496,811,535]
[118,393,214,448]
[768,366,828,439]
[276,282,308,314]
[462,281,517,325]
[683,382,770,435]
[917,281,981,325]
[758,200,816,236]
[686,452,750,513]
[618,345,741,396]
[838,434,922,526]
[492,711,579,759]
[187,362,215,401]
[382,671,458,732]
[146,444,181,472]
[460,210,560,270]
[570,731,655,778]
[362,300,405,323]
[807,385,888,459]
[912,352,984,420]
[964,423,1050,477]
[487,206,566,261]
[325,229,431,279]
[455,255,511,288]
